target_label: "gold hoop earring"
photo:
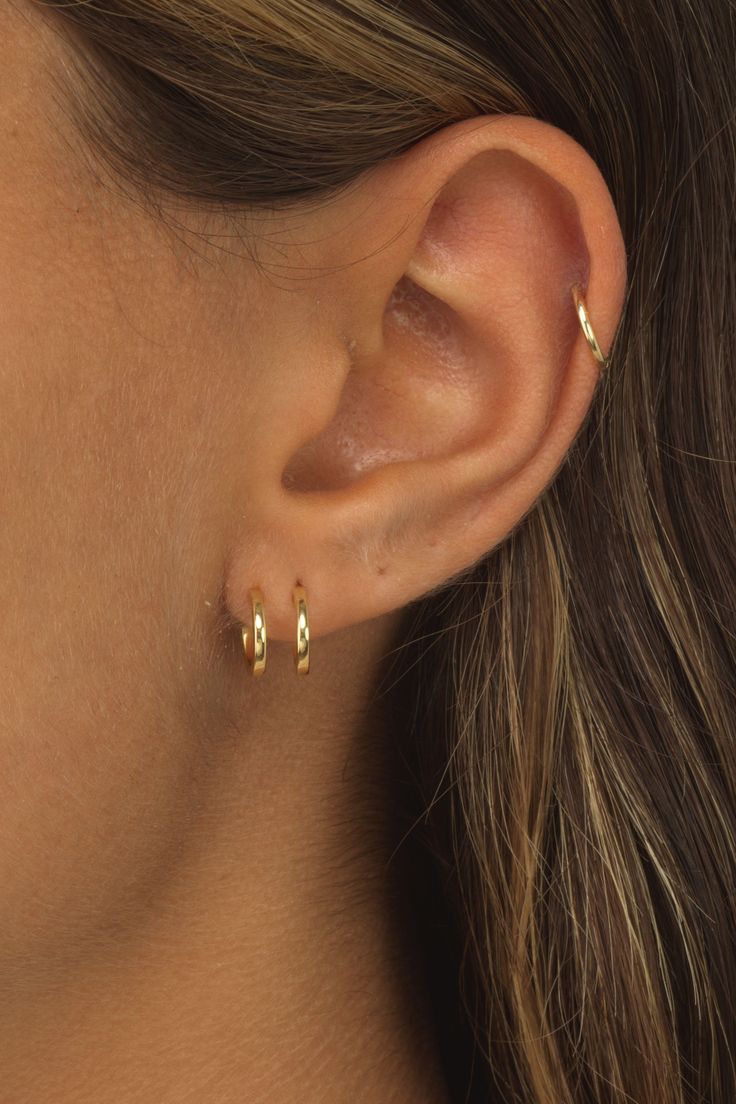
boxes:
[571,283,609,368]
[241,587,267,677]
[293,584,310,675]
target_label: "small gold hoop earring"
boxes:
[293,584,310,675]
[241,587,267,677]
[571,283,609,368]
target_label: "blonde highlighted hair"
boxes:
[34,0,736,1099]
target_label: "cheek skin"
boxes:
[0,22,239,990]
[0,253,255,994]
[0,0,326,998]
[0,354,207,990]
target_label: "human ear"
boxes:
[223,114,627,649]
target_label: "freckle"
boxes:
[377,565,387,575]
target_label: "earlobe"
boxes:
[223,115,627,651]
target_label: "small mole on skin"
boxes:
[377,565,387,575]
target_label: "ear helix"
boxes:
[241,585,310,676]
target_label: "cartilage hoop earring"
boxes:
[242,587,267,677]
[571,283,609,369]
[293,584,310,675]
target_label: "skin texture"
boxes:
[0,1,627,1101]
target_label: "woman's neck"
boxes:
[0,614,451,1104]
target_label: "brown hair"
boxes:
[32,0,736,1099]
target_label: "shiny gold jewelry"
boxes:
[571,283,609,368]
[293,584,310,675]
[241,587,267,677]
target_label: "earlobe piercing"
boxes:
[241,585,310,676]
[571,283,610,369]
[241,586,267,677]
[293,584,310,675]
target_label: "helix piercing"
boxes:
[571,283,610,368]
